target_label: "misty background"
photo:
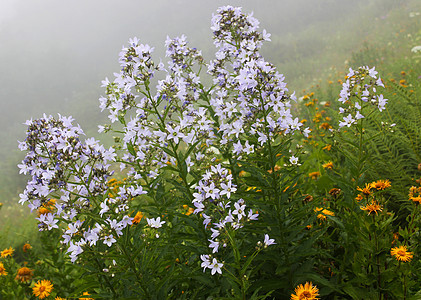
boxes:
[0,0,416,222]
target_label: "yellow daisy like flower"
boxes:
[33,279,54,299]
[314,207,334,221]
[55,297,67,300]
[357,183,372,196]
[322,144,332,151]
[371,179,391,190]
[308,171,321,180]
[320,122,332,130]
[0,262,7,276]
[355,194,364,202]
[391,245,413,262]
[322,161,334,170]
[79,291,94,299]
[1,247,14,258]
[360,201,383,215]
[15,266,34,282]
[291,281,319,300]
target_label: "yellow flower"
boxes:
[132,211,144,224]
[391,245,413,262]
[291,281,319,300]
[371,179,391,190]
[308,171,321,180]
[182,205,195,216]
[23,243,32,252]
[322,144,332,151]
[411,195,421,204]
[0,262,7,276]
[79,291,94,299]
[33,280,53,299]
[314,207,334,221]
[360,200,383,215]
[15,266,34,282]
[322,161,333,170]
[319,122,332,130]
[56,297,67,300]
[355,194,364,202]
[357,183,372,196]
[1,247,14,258]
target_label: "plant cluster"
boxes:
[2,5,421,299]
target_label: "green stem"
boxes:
[119,242,150,299]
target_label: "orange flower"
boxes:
[391,245,413,262]
[33,280,53,299]
[357,183,372,196]
[314,207,334,221]
[0,262,7,276]
[23,243,32,252]
[132,211,143,224]
[15,266,34,282]
[320,122,332,130]
[1,247,14,258]
[308,172,321,180]
[322,162,333,170]
[322,144,332,151]
[371,179,391,190]
[360,200,383,215]
[355,194,364,202]
[79,291,94,300]
[183,206,195,216]
[291,282,319,300]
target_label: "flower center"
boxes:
[397,250,406,256]
[300,291,312,299]
[39,286,46,292]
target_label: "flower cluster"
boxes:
[338,66,387,128]
[356,179,391,215]
[208,6,309,157]
[100,31,216,184]
[409,185,421,204]
[17,115,146,261]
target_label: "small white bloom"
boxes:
[263,234,276,247]
[147,217,166,228]
[210,258,223,275]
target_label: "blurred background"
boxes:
[0,0,419,246]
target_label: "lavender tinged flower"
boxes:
[18,114,143,262]
[337,66,388,128]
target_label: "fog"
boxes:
[0,0,410,203]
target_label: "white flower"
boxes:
[147,217,166,228]
[99,201,109,217]
[232,201,246,220]
[210,258,223,275]
[339,114,355,128]
[200,254,211,271]
[103,235,116,247]
[263,234,276,247]
[411,45,421,53]
[289,155,299,165]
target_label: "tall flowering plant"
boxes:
[15,6,393,299]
